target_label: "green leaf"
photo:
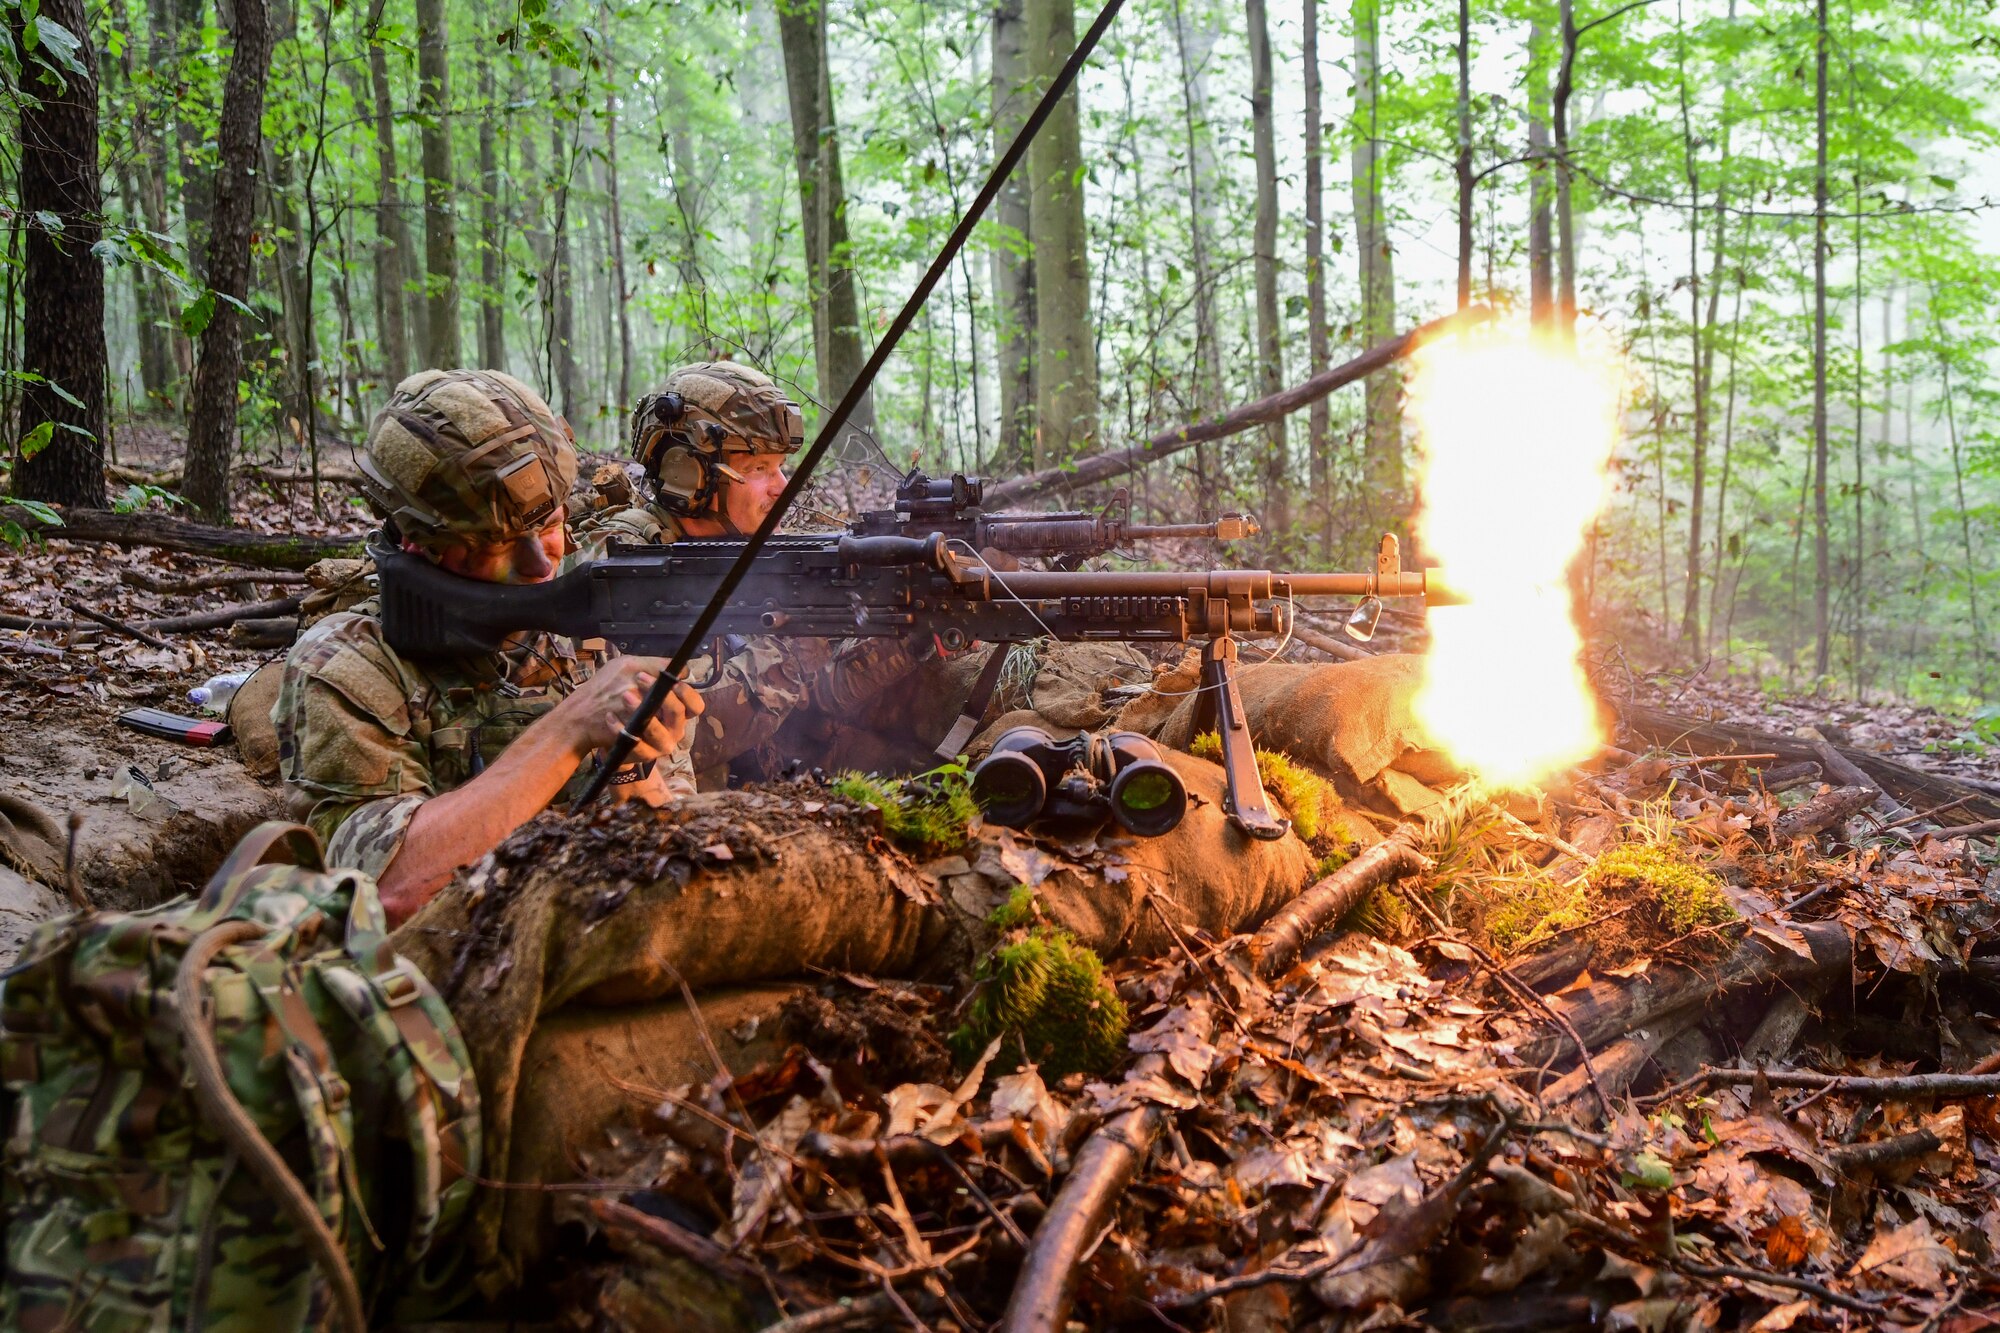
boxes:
[180,289,216,337]
[32,211,63,236]
[18,421,54,461]
[10,499,61,525]
[32,15,86,78]
[1622,1150,1674,1191]
[42,378,84,410]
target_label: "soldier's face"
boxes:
[717,453,789,533]
[433,515,569,585]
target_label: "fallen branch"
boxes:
[1,504,366,570]
[982,307,1492,507]
[1621,703,2000,824]
[1674,1260,1888,1316]
[1543,1008,1700,1108]
[1286,622,1375,663]
[1513,920,1850,1070]
[587,1197,823,1309]
[0,636,63,657]
[1771,785,1878,842]
[1824,1128,1942,1174]
[67,600,170,649]
[1809,739,1918,825]
[119,567,309,594]
[229,617,298,649]
[1679,1067,2000,1100]
[1248,827,1430,978]
[1926,817,2000,843]
[997,1106,1161,1333]
[141,595,303,634]
[797,1123,1016,1169]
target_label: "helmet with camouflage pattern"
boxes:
[630,361,804,515]
[357,369,578,549]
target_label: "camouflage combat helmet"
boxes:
[629,361,804,514]
[357,368,578,547]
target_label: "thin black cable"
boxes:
[576,0,1129,805]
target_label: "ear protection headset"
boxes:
[634,391,733,517]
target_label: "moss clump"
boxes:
[1484,874,1594,954]
[830,763,979,854]
[955,890,1128,1079]
[1189,733,1334,841]
[1590,842,1735,935]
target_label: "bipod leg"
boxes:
[1200,636,1290,841]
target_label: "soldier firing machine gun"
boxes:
[373,522,1451,842]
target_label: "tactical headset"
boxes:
[633,391,733,517]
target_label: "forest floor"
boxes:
[5,443,2000,1329]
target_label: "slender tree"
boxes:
[10,0,107,507]
[1811,0,1832,677]
[1351,0,1399,503]
[778,0,876,448]
[365,0,413,381]
[477,45,506,371]
[1453,0,1473,308]
[415,0,460,365]
[1305,0,1333,555]
[182,0,272,519]
[1527,22,1554,327]
[991,0,1035,465]
[1025,0,1096,462]
[605,87,635,412]
[1246,0,1286,533]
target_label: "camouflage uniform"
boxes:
[275,369,692,878]
[586,363,928,787]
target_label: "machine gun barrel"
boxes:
[961,566,1437,602]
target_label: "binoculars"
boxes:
[970,726,1188,838]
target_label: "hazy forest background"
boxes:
[2,0,1997,710]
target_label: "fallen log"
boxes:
[1544,1008,1700,1108]
[1771,785,1878,842]
[1287,622,1376,663]
[142,595,303,634]
[1620,703,2000,825]
[1513,919,1850,1070]
[997,1106,1161,1333]
[1825,1128,1941,1174]
[588,1197,825,1309]
[1,504,367,570]
[67,600,170,649]
[1927,817,2000,843]
[1247,827,1430,978]
[229,617,298,649]
[982,307,1491,507]
[1810,738,1920,826]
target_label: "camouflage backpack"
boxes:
[0,823,481,1332]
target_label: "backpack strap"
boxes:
[198,823,327,913]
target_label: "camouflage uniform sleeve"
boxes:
[689,637,826,772]
[570,501,673,562]
[274,611,435,875]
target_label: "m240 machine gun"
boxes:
[373,531,1449,841]
[853,470,1257,569]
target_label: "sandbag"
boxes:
[500,985,802,1282]
[1118,652,1464,803]
[229,658,287,781]
[391,756,1315,1291]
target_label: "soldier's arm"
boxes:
[375,660,700,923]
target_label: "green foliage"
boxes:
[1590,843,1736,935]
[955,889,1128,1080]
[0,498,61,552]
[830,762,978,855]
[1484,873,1594,955]
[1189,732,1334,841]
[112,483,184,515]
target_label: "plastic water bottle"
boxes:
[187,670,253,713]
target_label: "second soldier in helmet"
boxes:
[581,361,929,789]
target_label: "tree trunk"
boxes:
[1453,0,1473,310]
[547,99,580,418]
[173,0,214,286]
[990,0,1036,467]
[605,86,634,413]
[1170,0,1223,510]
[366,0,412,382]
[1246,0,1286,536]
[117,156,176,408]
[1552,0,1577,334]
[1811,0,1831,679]
[10,0,108,507]
[415,0,460,366]
[1675,4,1707,650]
[125,9,189,401]
[1526,22,1554,328]
[777,0,877,453]
[1305,0,1333,557]
[478,47,505,371]
[1350,0,1400,507]
[1025,0,1096,463]
[182,0,271,520]
[1849,165,1864,691]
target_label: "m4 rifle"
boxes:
[852,469,1256,569]
[373,531,1447,841]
